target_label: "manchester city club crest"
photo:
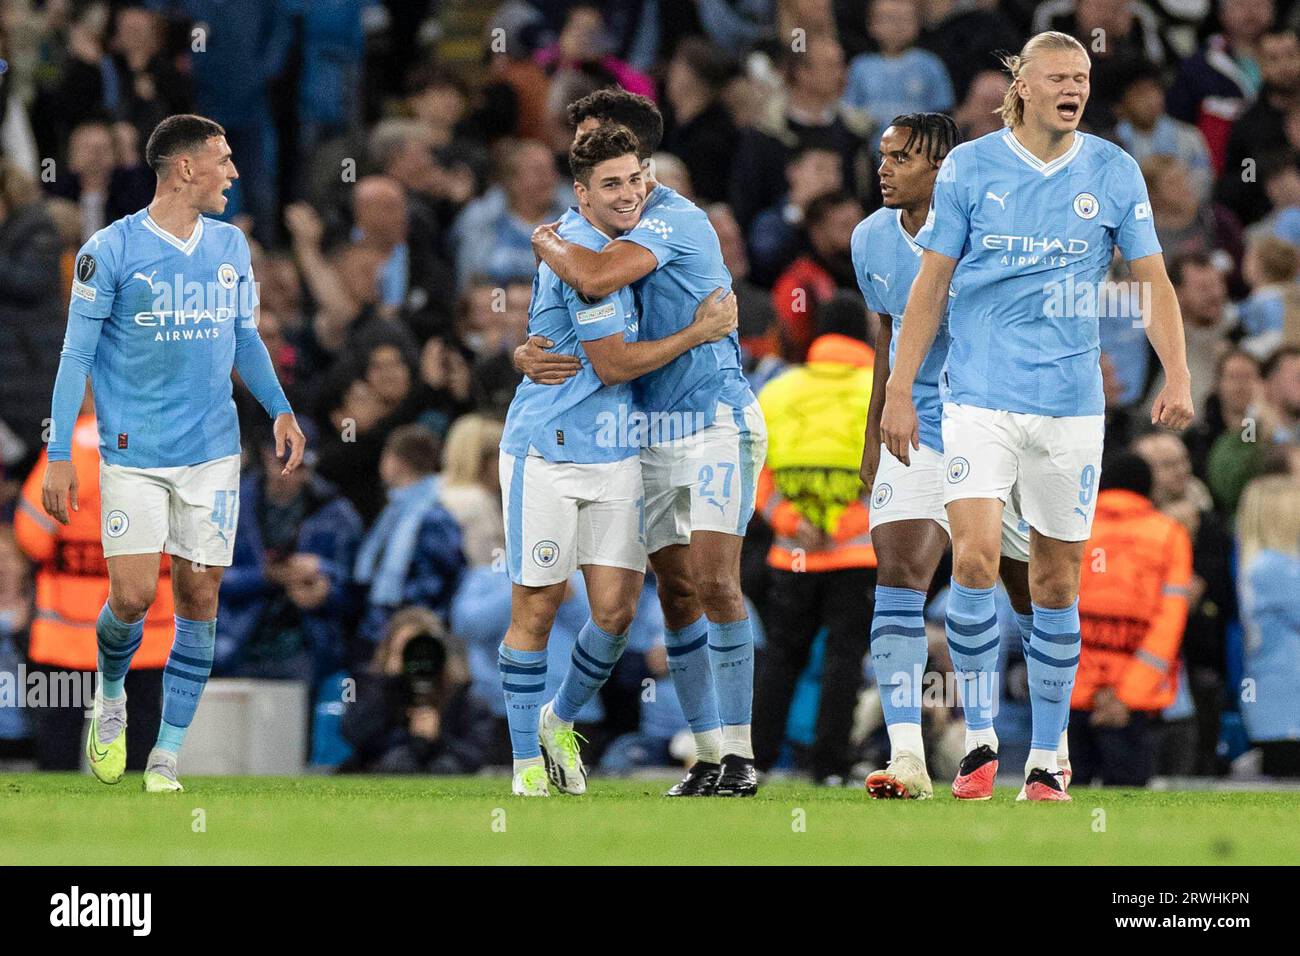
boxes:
[532,540,559,567]
[872,483,893,510]
[105,510,129,538]
[217,262,238,289]
[1073,192,1099,220]
[946,457,970,484]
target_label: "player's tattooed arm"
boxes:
[860,311,892,491]
[514,336,583,385]
[584,288,736,386]
[1128,253,1195,430]
[881,250,956,465]
[530,224,657,300]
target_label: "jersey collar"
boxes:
[1000,130,1083,178]
[143,214,204,256]
[894,208,923,255]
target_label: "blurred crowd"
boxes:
[0,0,1299,783]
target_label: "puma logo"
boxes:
[871,273,891,291]
[132,270,159,291]
[985,191,1009,209]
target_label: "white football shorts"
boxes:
[640,400,768,554]
[869,441,1031,561]
[940,403,1105,543]
[100,453,241,567]
[500,451,647,587]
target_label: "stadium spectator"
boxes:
[106,7,191,152]
[1143,154,1244,292]
[707,202,779,360]
[1185,348,1261,481]
[1166,252,1236,413]
[747,141,843,287]
[953,68,1012,141]
[1217,25,1300,228]
[535,3,656,102]
[660,36,739,204]
[918,0,1022,104]
[1113,61,1214,203]
[770,191,863,361]
[449,138,569,290]
[843,0,954,149]
[13,392,172,771]
[353,425,465,647]
[1237,234,1300,355]
[752,294,876,783]
[1236,474,1300,776]
[0,159,66,470]
[44,120,154,241]
[1207,346,1300,514]
[436,414,506,568]
[1134,431,1236,776]
[216,421,364,685]
[728,32,874,231]
[339,606,494,774]
[1245,151,1300,242]
[1167,0,1270,174]
[145,0,292,244]
[1071,452,1192,787]
[647,152,695,200]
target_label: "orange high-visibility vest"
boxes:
[14,416,174,670]
[756,334,877,572]
[1072,489,1192,712]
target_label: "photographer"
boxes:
[339,606,493,775]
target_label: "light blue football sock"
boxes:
[945,580,1001,732]
[553,619,628,723]
[707,617,755,727]
[1026,601,1081,753]
[499,643,547,760]
[156,615,215,754]
[663,615,721,734]
[871,586,928,728]
[96,602,144,700]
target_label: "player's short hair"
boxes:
[569,124,641,185]
[1099,450,1153,498]
[145,114,226,177]
[383,424,442,476]
[997,31,1090,128]
[887,112,961,166]
[567,88,663,158]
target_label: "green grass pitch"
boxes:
[4,773,1298,865]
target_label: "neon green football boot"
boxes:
[86,691,127,785]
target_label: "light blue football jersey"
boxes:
[501,207,639,464]
[919,130,1161,417]
[65,209,291,467]
[852,206,952,453]
[620,184,755,433]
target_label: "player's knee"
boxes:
[173,574,222,619]
[591,604,635,637]
[951,550,999,589]
[1030,573,1079,610]
[694,570,743,618]
[109,584,156,623]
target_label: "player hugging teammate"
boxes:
[877,31,1193,801]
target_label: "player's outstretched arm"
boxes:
[42,312,103,524]
[881,249,955,465]
[1129,253,1195,430]
[584,288,736,386]
[531,224,658,300]
[860,311,892,491]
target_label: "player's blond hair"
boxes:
[997,31,1091,129]
[1237,475,1300,567]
